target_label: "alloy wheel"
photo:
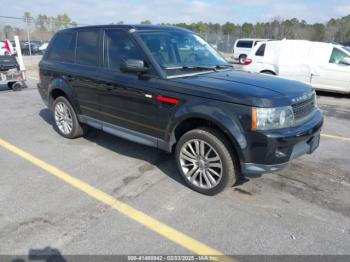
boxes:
[179,139,223,189]
[54,102,73,135]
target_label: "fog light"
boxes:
[275,149,286,158]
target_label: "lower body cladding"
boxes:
[241,110,323,175]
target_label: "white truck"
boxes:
[241,39,350,94]
[232,38,268,64]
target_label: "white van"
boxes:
[242,40,350,94]
[232,38,268,64]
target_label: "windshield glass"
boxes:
[342,46,350,54]
[138,30,229,75]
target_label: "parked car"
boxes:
[232,38,269,64]
[38,25,323,195]
[0,42,6,56]
[38,42,49,54]
[21,42,41,55]
[242,40,350,94]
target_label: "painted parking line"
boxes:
[0,138,235,261]
[321,133,350,143]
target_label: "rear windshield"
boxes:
[236,40,253,48]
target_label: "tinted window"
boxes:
[104,30,142,70]
[237,40,253,48]
[329,48,349,64]
[76,30,99,66]
[47,32,76,63]
[255,44,266,56]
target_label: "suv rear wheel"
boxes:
[53,96,85,139]
[239,55,247,64]
[175,127,238,195]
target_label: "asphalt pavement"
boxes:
[0,74,349,258]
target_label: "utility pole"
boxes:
[25,16,32,63]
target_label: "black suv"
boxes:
[38,25,323,195]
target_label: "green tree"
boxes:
[312,23,326,41]
[222,22,235,35]
[140,19,152,24]
[242,23,253,37]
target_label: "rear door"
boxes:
[72,28,103,120]
[98,29,163,139]
[311,47,350,93]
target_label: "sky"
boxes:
[2,0,350,25]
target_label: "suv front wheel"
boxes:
[175,128,238,195]
[53,96,85,139]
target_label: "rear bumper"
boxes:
[37,83,49,107]
[241,109,323,175]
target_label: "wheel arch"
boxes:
[48,78,79,113]
[169,113,247,164]
[260,70,276,75]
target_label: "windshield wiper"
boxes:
[215,64,234,69]
[164,65,217,71]
[164,64,233,71]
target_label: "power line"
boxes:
[0,14,89,26]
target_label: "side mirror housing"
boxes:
[340,57,350,65]
[120,59,149,73]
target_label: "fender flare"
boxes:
[166,102,248,162]
[48,78,79,113]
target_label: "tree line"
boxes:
[0,12,78,41]
[1,12,350,46]
[158,16,350,44]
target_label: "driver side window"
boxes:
[329,48,349,64]
[103,30,143,70]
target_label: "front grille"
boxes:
[292,95,315,120]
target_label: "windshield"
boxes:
[342,46,350,54]
[138,30,230,75]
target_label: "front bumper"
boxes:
[241,109,323,175]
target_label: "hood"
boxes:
[171,70,313,107]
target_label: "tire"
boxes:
[261,70,275,75]
[239,55,247,64]
[52,96,85,139]
[175,127,238,195]
[7,81,15,89]
[12,82,23,91]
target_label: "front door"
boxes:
[99,29,164,142]
[311,47,350,93]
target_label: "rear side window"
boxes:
[237,40,253,48]
[103,30,142,70]
[76,30,99,66]
[255,44,266,56]
[47,32,76,63]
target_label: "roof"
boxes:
[61,24,192,33]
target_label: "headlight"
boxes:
[252,106,294,130]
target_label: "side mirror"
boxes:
[340,57,350,65]
[120,59,149,73]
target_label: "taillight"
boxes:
[244,59,252,65]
